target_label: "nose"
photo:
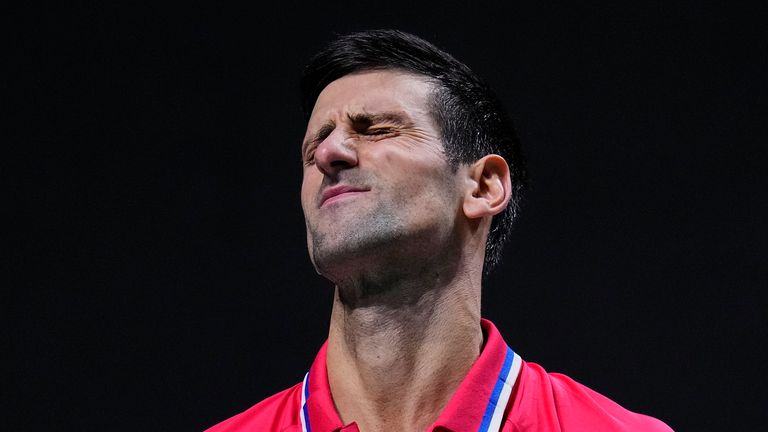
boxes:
[314,128,358,177]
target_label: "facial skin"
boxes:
[301,70,513,432]
[300,70,467,286]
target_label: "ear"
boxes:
[462,154,512,220]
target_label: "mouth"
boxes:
[320,185,370,207]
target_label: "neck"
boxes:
[326,266,483,432]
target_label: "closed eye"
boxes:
[303,147,316,166]
[302,123,335,166]
[364,127,395,136]
[349,111,411,138]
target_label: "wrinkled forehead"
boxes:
[306,70,435,131]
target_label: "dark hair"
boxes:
[300,29,526,275]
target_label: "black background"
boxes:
[14,2,767,431]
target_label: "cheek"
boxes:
[384,160,458,210]
[300,171,320,211]
[300,183,311,207]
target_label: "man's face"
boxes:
[300,70,464,279]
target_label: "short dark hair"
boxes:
[300,29,526,274]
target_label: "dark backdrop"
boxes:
[14,2,767,431]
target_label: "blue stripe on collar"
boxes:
[478,346,522,432]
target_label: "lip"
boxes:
[320,185,370,207]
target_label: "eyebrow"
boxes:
[302,110,414,154]
[347,111,413,128]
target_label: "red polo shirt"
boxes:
[207,319,672,431]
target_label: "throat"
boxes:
[326,285,483,431]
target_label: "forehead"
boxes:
[307,70,434,128]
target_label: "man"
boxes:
[208,30,672,432]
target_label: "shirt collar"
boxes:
[301,319,522,432]
[431,319,522,432]
[304,342,347,431]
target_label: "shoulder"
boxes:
[509,362,673,432]
[205,382,303,432]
